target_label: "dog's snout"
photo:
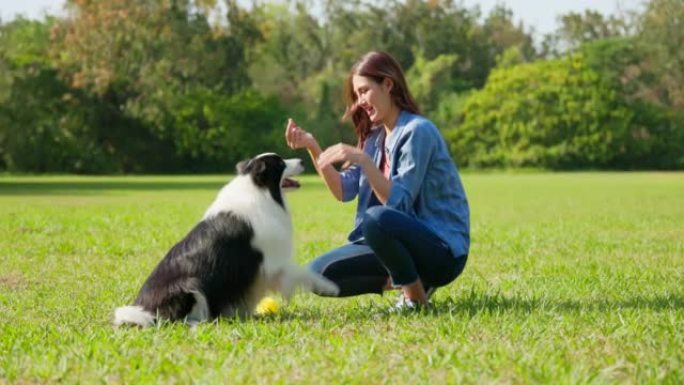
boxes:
[284,158,304,176]
[295,158,304,173]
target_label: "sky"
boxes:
[0,0,64,21]
[461,0,644,36]
[0,0,645,38]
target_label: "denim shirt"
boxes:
[339,110,470,258]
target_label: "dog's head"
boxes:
[236,153,303,207]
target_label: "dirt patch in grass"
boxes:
[0,272,29,290]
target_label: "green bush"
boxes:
[450,54,634,169]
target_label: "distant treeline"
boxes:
[0,0,682,173]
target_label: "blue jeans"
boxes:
[308,206,468,297]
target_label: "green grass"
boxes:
[1,172,682,384]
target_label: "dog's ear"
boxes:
[236,158,266,176]
[236,159,252,175]
[250,159,269,186]
[251,159,266,175]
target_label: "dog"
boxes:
[113,153,339,327]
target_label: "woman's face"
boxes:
[352,75,393,124]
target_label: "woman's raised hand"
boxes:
[285,118,316,150]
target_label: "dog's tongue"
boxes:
[281,178,300,189]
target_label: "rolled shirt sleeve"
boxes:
[386,123,435,213]
[340,164,361,202]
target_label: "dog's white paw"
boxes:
[315,277,340,296]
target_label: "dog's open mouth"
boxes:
[281,178,300,189]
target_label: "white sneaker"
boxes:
[390,292,433,313]
[391,294,418,312]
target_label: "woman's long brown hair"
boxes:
[343,51,421,147]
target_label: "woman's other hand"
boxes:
[318,143,371,169]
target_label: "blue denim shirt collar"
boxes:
[372,127,385,166]
[385,110,412,160]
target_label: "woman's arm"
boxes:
[304,141,344,201]
[286,119,343,201]
[358,153,390,204]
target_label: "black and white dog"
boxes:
[113,153,338,327]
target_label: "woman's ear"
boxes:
[383,77,394,93]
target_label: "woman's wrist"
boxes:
[358,154,375,169]
[306,137,322,155]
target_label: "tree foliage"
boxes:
[0,0,681,172]
[541,10,631,56]
[451,54,635,169]
[634,0,684,109]
[0,18,118,172]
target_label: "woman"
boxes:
[285,51,469,310]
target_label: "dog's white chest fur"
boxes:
[204,175,293,272]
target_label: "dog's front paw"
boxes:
[315,278,339,296]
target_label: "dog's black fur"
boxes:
[133,211,262,320]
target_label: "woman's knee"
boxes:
[307,257,331,278]
[361,205,390,239]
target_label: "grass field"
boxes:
[1,172,682,384]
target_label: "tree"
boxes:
[406,52,458,113]
[0,18,120,172]
[480,5,535,68]
[542,10,630,56]
[634,0,684,109]
[48,0,272,171]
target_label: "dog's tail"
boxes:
[113,305,155,328]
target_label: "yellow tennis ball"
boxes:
[255,296,279,315]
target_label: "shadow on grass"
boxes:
[110,292,683,329]
[440,291,684,316]
[0,180,227,195]
[253,291,684,323]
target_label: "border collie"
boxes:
[113,153,339,327]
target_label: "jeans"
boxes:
[308,206,468,297]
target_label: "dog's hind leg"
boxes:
[137,278,207,325]
[186,291,210,326]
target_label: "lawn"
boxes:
[0,172,682,384]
